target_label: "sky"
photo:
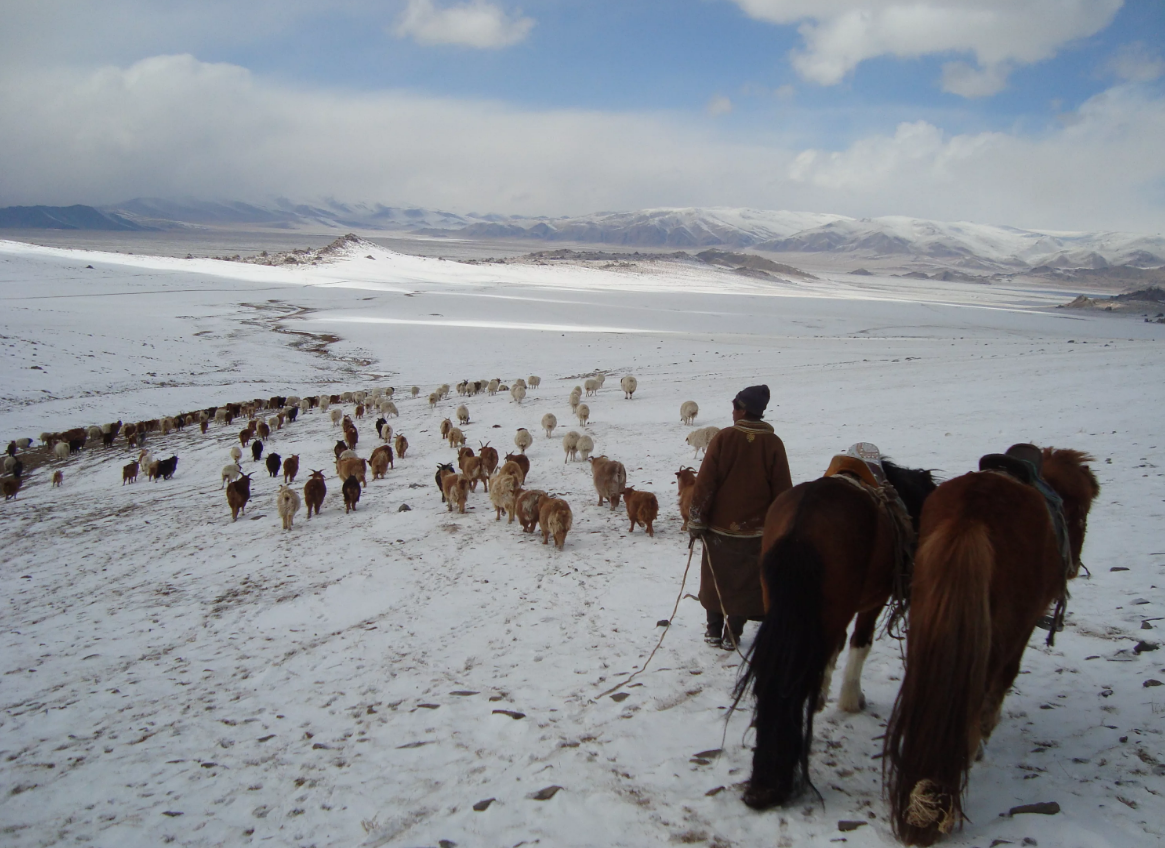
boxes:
[0,0,1163,234]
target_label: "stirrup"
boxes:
[1035,614,1063,632]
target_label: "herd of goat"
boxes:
[4,374,714,551]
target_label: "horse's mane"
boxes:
[1041,448,1100,503]
[882,460,940,531]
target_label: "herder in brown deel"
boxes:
[687,384,792,649]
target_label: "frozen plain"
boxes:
[0,237,1163,848]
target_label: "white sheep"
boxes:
[286,395,302,408]
[382,401,398,417]
[577,434,595,461]
[438,383,451,399]
[319,395,331,411]
[513,377,527,390]
[411,386,420,397]
[680,400,699,425]
[428,392,439,408]
[276,484,301,531]
[330,408,343,426]
[562,431,580,463]
[338,449,358,461]
[16,437,33,450]
[595,373,606,388]
[621,375,638,399]
[528,375,541,389]
[342,391,354,403]
[686,425,721,458]
[379,423,393,443]
[222,464,242,488]
[569,388,582,411]
[229,445,242,464]
[457,405,470,425]
[576,403,590,426]
[541,413,557,437]
[384,387,395,399]
[214,409,229,426]
[53,441,70,460]
[584,378,599,396]
[87,425,102,442]
[511,384,526,404]
[487,379,500,396]
[514,428,533,454]
[300,397,311,412]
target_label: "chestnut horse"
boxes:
[734,459,937,809]
[884,448,1099,845]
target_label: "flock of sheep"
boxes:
[4,374,720,552]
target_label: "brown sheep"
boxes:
[2,476,20,500]
[442,473,470,513]
[336,456,367,488]
[515,489,547,533]
[504,452,530,484]
[226,473,253,521]
[122,461,139,485]
[304,470,326,518]
[283,454,300,483]
[621,487,659,536]
[394,433,408,459]
[342,474,361,513]
[675,466,697,530]
[538,498,573,549]
[589,455,627,510]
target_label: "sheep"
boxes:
[123,461,139,485]
[447,427,466,449]
[375,416,389,438]
[342,391,354,403]
[268,415,280,432]
[584,378,599,396]
[251,440,264,462]
[621,375,638,399]
[456,380,468,397]
[336,456,368,488]
[226,473,253,520]
[214,408,229,426]
[538,498,573,550]
[685,426,721,459]
[53,441,70,461]
[576,403,590,426]
[510,384,526,404]
[266,453,282,478]
[277,485,301,531]
[222,464,242,488]
[304,471,326,518]
[51,469,63,487]
[330,408,344,426]
[443,473,470,514]
[680,400,699,425]
[318,394,331,411]
[528,375,541,389]
[87,425,103,443]
[675,466,698,530]
[382,401,398,418]
[370,446,393,480]
[478,443,499,477]
[2,455,15,473]
[283,454,300,483]
[515,489,547,533]
[2,476,20,500]
[562,431,580,463]
[300,397,312,413]
[457,405,470,425]
[342,474,361,513]
[569,388,582,411]
[287,395,302,408]
[541,413,557,438]
[503,452,530,484]
[439,383,451,399]
[513,377,527,390]
[595,373,606,388]
[354,390,367,404]
[589,455,627,510]
[514,428,533,454]
[161,417,175,436]
[411,386,420,398]
[576,434,595,461]
[440,418,453,440]
[487,379,500,396]
[488,468,521,522]
[16,437,33,451]
[394,433,409,459]
[621,487,659,536]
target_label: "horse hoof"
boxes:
[742,783,785,810]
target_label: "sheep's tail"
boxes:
[885,519,992,846]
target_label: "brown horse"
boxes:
[884,448,1099,845]
[734,459,937,809]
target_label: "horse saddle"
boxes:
[825,442,887,488]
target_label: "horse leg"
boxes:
[838,606,882,712]
[980,652,1023,746]
[817,635,845,711]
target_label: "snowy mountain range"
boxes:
[2,198,1163,271]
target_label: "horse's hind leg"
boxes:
[817,634,846,711]
[838,607,881,713]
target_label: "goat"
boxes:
[336,456,367,488]
[514,428,533,454]
[680,400,699,425]
[685,426,720,459]
[355,403,365,420]
[621,375,637,399]
[538,498,573,549]
[576,403,590,426]
[334,440,349,460]
[156,456,179,480]
[343,424,359,450]
[222,464,242,488]
[251,440,264,462]
[411,386,420,397]
[562,431,580,463]
[382,401,398,418]
[257,421,270,440]
[230,445,242,464]
[394,433,409,459]
[266,453,282,478]
[435,462,456,503]
[442,473,470,513]
[370,446,393,480]
[304,471,326,518]
[621,487,659,536]
[460,455,487,492]
[51,469,63,487]
[283,454,300,483]
[576,434,594,461]
[1,476,20,500]
[123,461,139,485]
[276,485,301,530]
[239,427,253,447]
[515,489,547,533]
[675,466,698,530]
[503,452,529,484]
[342,474,361,513]
[488,468,521,522]
[439,418,453,440]
[541,413,557,438]
[589,455,627,510]
[478,443,499,477]
[226,473,253,520]
[375,417,388,439]
[429,392,439,408]
[447,427,466,449]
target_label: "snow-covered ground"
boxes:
[1,237,1163,848]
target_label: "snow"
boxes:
[1,237,1164,847]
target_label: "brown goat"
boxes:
[2,476,20,500]
[440,418,453,439]
[342,474,361,513]
[336,456,367,488]
[226,473,253,520]
[674,466,697,529]
[539,497,573,549]
[257,421,270,440]
[394,433,408,458]
[304,470,326,518]
[122,460,139,485]
[283,454,300,483]
[589,455,627,510]
[239,427,253,447]
[621,487,659,536]
[503,452,529,484]
[479,443,499,476]
[370,445,394,480]
[442,473,470,513]
[516,489,547,533]
[51,469,64,487]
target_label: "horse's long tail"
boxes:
[885,519,992,846]
[733,532,829,809]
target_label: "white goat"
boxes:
[276,484,301,530]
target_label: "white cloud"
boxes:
[1105,42,1165,82]
[730,1,1123,96]
[0,54,1163,233]
[395,0,534,49]
[707,95,734,116]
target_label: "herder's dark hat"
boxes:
[733,384,770,418]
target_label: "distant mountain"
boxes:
[0,204,149,231]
